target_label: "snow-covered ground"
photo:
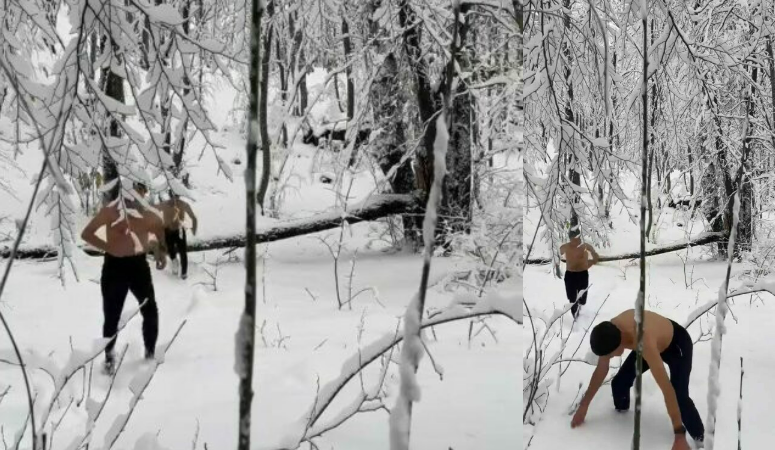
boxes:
[0,68,519,449]
[524,181,775,449]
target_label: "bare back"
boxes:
[612,309,674,353]
[562,239,593,272]
[159,200,188,230]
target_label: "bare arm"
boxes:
[580,356,610,408]
[182,201,198,234]
[644,340,683,431]
[145,212,167,264]
[571,356,610,428]
[80,207,112,254]
[585,244,600,266]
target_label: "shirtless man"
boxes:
[559,228,600,318]
[571,309,705,449]
[157,193,197,280]
[81,182,167,374]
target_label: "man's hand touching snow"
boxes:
[570,405,587,428]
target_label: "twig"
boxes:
[0,310,36,450]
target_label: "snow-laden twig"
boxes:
[388,113,450,450]
[275,292,516,450]
[705,193,740,450]
[101,320,187,450]
[0,310,36,450]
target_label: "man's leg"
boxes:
[666,336,705,441]
[128,259,159,357]
[578,271,589,307]
[101,259,130,362]
[564,273,580,317]
[611,350,652,411]
[165,229,180,276]
[180,229,188,279]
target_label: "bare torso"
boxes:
[159,200,186,230]
[612,309,675,354]
[103,204,158,257]
[562,240,593,272]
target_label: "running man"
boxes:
[81,182,166,374]
[571,309,704,449]
[158,192,198,280]
[559,228,600,318]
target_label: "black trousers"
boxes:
[165,228,188,277]
[101,254,158,356]
[611,320,705,441]
[564,270,589,316]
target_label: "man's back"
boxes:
[561,238,595,271]
[160,199,190,229]
[611,309,675,354]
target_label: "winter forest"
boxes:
[0,0,520,449]
[524,0,775,449]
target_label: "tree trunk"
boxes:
[687,145,694,196]
[238,1,263,449]
[399,0,439,199]
[276,34,288,148]
[633,10,649,448]
[737,25,758,256]
[342,15,354,120]
[256,0,274,214]
[562,0,580,233]
[102,40,124,204]
[441,4,473,240]
[176,0,193,188]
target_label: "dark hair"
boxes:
[568,227,580,239]
[133,181,148,192]
[590,321,621,356]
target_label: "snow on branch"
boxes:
[274,291,517,450]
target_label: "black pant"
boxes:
[165,228,188,277]
[564,270,589,316]
[101,254,158,356]
[611,320,705,441]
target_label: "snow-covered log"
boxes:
[524,232,726,265]
[2,194,424,260]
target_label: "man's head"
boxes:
[568,226,581,240]
[590,321,623,356]
[133,182,148,198]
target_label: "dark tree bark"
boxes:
[562,0,580,232]
[367,51,420,248]
[238,1,263,449]
[176,0,193,188]
[737,25,758,256]
[276,32,288,148]
[102,40,125,204]
[687,145,694,196]
[288,11,308,116]
[341,14,355,120]
[398,0,440,198]
[257,0,274,214]
[441,4,474,238]
[633,14,649,447]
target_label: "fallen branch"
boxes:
[2,194,424,260]
[277,292,518,450]
[684,277,775,329]
[524,232,727,265]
